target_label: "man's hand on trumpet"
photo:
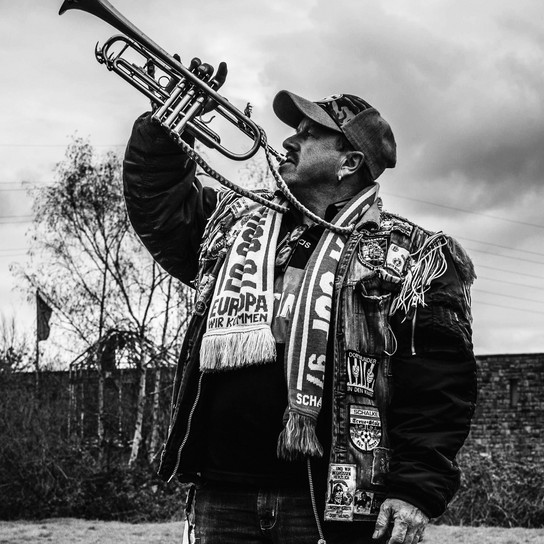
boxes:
[147,54,228,114]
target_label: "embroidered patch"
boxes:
[380,215,414,237]
[349,405,382,451]
[324,463,356,521]
[346,351,377,397]
[385,243,409,275]
[353,490,385,520]
[371,447,391,486]
[353,489,374,516]
[358,237,387,268]
[391,222,413,237]
[380,218,394,232]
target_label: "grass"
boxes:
[1,519,544,544]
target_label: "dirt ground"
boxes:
[1,519,544,544]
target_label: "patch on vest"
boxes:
[349,405,382,451]
[385,243,410,275]
[357,237,387,268]
[346,351,377,397]
[380,216,414,237]
[353,489,384,518]
[371,447,391,486]
[324,463,357,522]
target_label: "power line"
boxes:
[0,214,34,219]
[0,253,27,258]
[382,191,544,230]
[458,236,544,258]
[0,181,44,185]
[478,275,544,291]
[0,218,33,224]
[475,263,543,280]
[466,246,544,266]
[474,299,544,316]
[0,144,125,148]
[473,288,544,305]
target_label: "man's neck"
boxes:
[289,183,360,224]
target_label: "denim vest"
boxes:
[324,211,419,522]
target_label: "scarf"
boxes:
[277,183,379,460]
[199,195,285,370]
[199,184,379,461]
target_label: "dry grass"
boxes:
[1,519,544,544]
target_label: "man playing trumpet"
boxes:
[123,62,477,544]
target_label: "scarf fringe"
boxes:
[277,412,324,461]
[200,326,277,371]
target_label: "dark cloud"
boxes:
[260,0,544,211]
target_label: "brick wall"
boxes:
[4,353,543,462]
[465,353,544,461]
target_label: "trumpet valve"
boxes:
[152,84,186,122]
[173,94,207,135]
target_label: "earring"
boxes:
[337,173,343,183]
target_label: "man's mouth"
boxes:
[281,154,296,166]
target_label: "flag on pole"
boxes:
[36,292,53,341]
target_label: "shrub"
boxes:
[438,449,544,527]
[0,372,185,522]
[0,437,186,522]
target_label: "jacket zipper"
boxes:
[411,307,417,356]
[168,372,204,483]
[307,459,327,544]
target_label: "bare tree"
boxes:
[12,136,194,463]
[14,136,190,360]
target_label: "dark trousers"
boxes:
[190,481,384,544]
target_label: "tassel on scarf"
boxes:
[277,412,324,461]
[200,326,277,371]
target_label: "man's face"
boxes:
[278,117,344,190]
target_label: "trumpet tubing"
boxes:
[59,0,281,161]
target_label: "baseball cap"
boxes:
[273,91,397,180]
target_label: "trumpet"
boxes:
[59,0,356,232]
[59,0,283,162]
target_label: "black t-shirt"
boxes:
[200,345,309,485]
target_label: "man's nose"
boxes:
[282,133,298,151]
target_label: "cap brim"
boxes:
[273,90,341,132]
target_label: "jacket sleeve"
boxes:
[123,112,218,285]
[386,238,477,518]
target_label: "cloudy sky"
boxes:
[1,0,543,356]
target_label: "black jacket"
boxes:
[123,113,477,519]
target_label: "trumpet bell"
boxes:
[59,0,273,161]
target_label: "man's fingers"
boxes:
[203,62,228,113]
[188,57,201,71]
[373,502,392,540]
[159,56,228,114]
[387,520,408,544]
[400,524,421,544]
[373,499,429,544]
[212,61,228,89]
[196,62,214,80]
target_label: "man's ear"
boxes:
[339,151,365,178]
